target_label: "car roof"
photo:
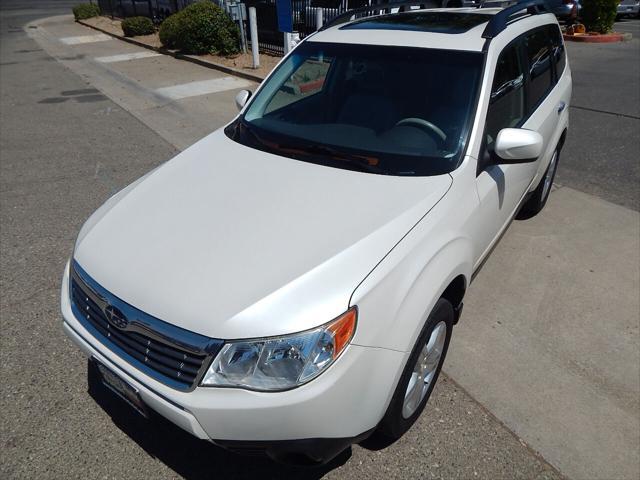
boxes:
[307,7,551,52]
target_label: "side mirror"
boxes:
[494,128,544,163]
[235,89,252,111]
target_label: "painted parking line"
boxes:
[60,34,112,45]
[94,51,162,63]
[155,77,253,100]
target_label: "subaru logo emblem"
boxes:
[105,305,128,329]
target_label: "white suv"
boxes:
[61,1,571,465]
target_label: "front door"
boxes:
[474,39,538,265]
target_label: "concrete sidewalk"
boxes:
[446,185,640,480]
[27,15,258,150]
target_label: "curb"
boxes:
[563,32,631,43]
[76,19,265,83]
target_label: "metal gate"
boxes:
[96,0,198,21]
[243,0,370,54]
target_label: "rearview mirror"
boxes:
[494,128,543,163]
[235,89,252,111]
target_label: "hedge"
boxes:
[121,16,155,37]
[158,2,239,55]
[158,13,182,49]
[72,3,100,20]
[581,0,618,34]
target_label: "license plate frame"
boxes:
[91,358,149,418]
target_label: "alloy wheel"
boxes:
[402,321,447,419]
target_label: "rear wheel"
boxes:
[377,298,454,440]
[517,149,559,219]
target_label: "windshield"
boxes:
[225,42,483,176]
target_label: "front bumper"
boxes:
[61,262,406,459]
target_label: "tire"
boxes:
[377,298,454,440]
[517,149,559,220]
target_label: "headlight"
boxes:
[201,308,357,391]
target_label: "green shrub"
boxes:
[159,13,182,49]
[121,16,155,37]
[158,1,239,55]
[581,0,618,33]
[72,3,100,20]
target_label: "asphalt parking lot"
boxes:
[1,2,638,479]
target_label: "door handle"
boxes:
[557,101,567,114]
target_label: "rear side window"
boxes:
[485,44,525,146]
[524,29,553,112]
[549,24,566,79]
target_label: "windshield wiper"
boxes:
[276,142,389,175]
[235,119,389,175]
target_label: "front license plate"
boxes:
[93,358,148,418]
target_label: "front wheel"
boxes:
[377,298,454,440]
[517,149,559,219]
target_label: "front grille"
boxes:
[70,261,223,391]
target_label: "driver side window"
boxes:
[264,56,333,115]
[485,43,525,149]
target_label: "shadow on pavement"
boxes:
[87,364,350,480]
[357,432,396,451]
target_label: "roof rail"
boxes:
[480,0,549,39]
[320,1,439,31]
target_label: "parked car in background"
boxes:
[617,0,640,18]
[549,0,580,21]
[481,0,580,22]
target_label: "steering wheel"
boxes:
[395,118,447,144]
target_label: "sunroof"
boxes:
[341,11,492,33]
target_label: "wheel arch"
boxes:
[350,235,473,352]
[390,238,471,351]
[440,274,467,323]
[557,128,568,151]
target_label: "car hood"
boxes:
[74,129,452,339]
